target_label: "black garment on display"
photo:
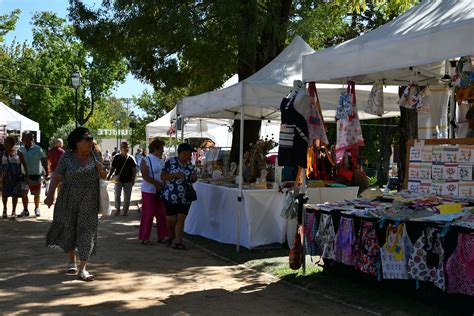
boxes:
[278,95,309,168]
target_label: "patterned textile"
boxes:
[307,82,329,145]
[354,221,380,276]
[304,211,318,256]
[334,217,355,265]
[314,214,336,260]
[446,233,474,296]
[380,224,413,280]
[365,81,384,116]
[407,227,445,290]
[1,153,25,197]
[161,156,195,205]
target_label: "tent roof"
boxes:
[0,102,40,140]
[302,0,474,84]
[178,36,314,120]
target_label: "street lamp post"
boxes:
[115,119,121,149]
[71,71,81,127]
[129,111,137,155]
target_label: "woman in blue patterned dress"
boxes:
[160,143,197,250]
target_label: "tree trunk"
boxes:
[230,0,292,164]
[398,87,418,189]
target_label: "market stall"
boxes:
[185,182,358,248]
[0,101,41,141]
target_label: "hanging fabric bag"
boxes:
[289,225,304,270]
[314,213,336,260]
[307,82,329,145]
[365,81,384,116]
[304,211,318,256]
[354,220,380,276]
[334,217,355,265]
[380,223,413,280]
[446,233,474,296]
[407,227,445,290]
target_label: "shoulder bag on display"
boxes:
[112,155,129,183]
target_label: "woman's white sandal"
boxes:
[66,262,77,274]
[79,270,94,281]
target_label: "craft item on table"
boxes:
[211,169,223,179]
[314,214,336,260]
[445,233,474,296]
[421,146,433,162]
[458,145,474,163]
[408,163,420,180]
[304,211,318,257]
[441,181,459,197]
[334,217,355,266]
[443,164,459,180]
[380,223,413,280]
[419,181,432,194]
[459,181,474,197]
[354,220,380,276]
[458,165,473,181]
[431,164,444,180]
[432,147,444,163]
[419,163,432,180]
[245,138,278,182]
[254,169,268,189]
[409,147,421,161]
[365,81,384,116]
[430,181,444,196]
[411,211,468,222]
[227,162,237,177]
[443,146,459,163]
[407,181,420,193]
[407,227,445,291]
[452,214,474,230]
[437,203,462,214]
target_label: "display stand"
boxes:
[404,138,474,195]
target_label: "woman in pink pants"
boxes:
[138,139,169,245]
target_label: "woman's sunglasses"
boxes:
[83,136,94,142]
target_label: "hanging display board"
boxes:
[404,138,474,197]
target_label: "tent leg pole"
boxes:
[237,106,244,253]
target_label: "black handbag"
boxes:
[184,183,197,202]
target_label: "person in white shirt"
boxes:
[138,139,170,245]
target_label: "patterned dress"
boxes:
[46,151,100,261]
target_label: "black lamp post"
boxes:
[129,111,137,155]
[115,119,121,149]
[71,71,81,127]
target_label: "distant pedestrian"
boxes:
[47,138,65,175]
[45,127,107,281]
[138,139,169,245]
[103,150,111,172]
[134,148,143,176]
[19,131,48,217]
[107,141,137,216]
[160,143,197,250]
[1,136,28,219]
[111,147,118,157]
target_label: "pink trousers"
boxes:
[138,192,169,241]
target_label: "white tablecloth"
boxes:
[184,182,358,249]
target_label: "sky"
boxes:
[1,0,152,110]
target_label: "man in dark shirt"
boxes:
[107,142,137,216]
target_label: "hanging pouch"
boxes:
[365,81,384,116]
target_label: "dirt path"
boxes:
[0,182,376,315]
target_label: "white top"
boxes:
[141,154,164,194]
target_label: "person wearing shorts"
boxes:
[19,131,48,217]
[160,143,197,250]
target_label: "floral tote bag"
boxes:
[365,81,384,116]
[446,233,474,296]
[307,82,329,145]
[407,227,445,290]
[334,217,355,265]
[380,223,413,280]
[354,220,380,276]
[315,214,336,260]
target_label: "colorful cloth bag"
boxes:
[365,81,384,116]
[380,223,413,280]
[446,233,474,296]
[334,217,355,265]
[304,211,318,256]
[407,227,445,290]
[354,220,380,276]
[314,214,336,260]
[307,82,329,145]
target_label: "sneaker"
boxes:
[17,209,29,218]
[2,209,7,219]
[34,208,41,217]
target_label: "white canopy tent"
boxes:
[178,36,400,121]
[0,101,41,141]
[302,0,474,85]
[146,107,233,147]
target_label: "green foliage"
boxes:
[50,123,75,149]
[0,9,20,43]
[0,11,128,147]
